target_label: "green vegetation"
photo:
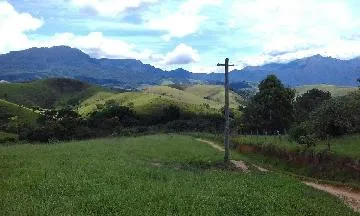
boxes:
[294,88,332,123]
[232,134,360,184]
[0,135,357,215]
[79,91,218,117]
[241,75,295,134]
[79,85,244,118]
[290,91,360,142]
[233,134,360,159]
[0,131,17,143]
[183,84,244,108]
[0,99,39,123]
[296,84,357,97]
[0,78,106,108]
[0,99,39,135]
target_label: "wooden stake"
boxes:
[217,58,234,163]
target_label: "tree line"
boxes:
[241,75,360,146]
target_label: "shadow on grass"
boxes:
[148,160,242,172]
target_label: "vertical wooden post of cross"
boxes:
[217,58,234,163]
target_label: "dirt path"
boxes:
[196,138,267,172]
[196,138,360,213]
[304,182,360,212]
[196,139,224,152]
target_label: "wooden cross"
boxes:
[217,58,234,163]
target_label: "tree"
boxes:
[310,91,360,138]
[294,88,331,123]
[0,106,12,129]
[242,75,295,134]
[162,104,181,122]
[89,103,137,132]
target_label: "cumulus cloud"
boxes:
[163,43,200,65]
[236,38,360,69]
[33,34,200,65]
[146,0,222,40]
[0,1,43,54]
[71,0,158,17]
[27,32,164,62]
[231,0,360,65]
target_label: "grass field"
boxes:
[296,84,357,97]
[232,134,360,159]
[0,135,357,215]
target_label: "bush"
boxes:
[0,136,16,143]
[310,91,360,138]
[161,104,181,123]
[297,135,317,147]
[289,121,312,141]
[290,91,360,140]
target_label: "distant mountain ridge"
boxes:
[232,55,360,86]
[0,46,359,88]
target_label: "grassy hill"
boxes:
[296,84,357,97]
[0,78,106,108]
[79,91,219,117]
[0,134,357,215]
[79,85,244,118]
[0,99,39,124]
[183,85,244,108]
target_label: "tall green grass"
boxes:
[233,134,360,159]
[0,131,18,143]
[0,135,357,215]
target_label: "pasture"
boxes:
[0,135,357,215]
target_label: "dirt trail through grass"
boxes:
[304,182,360,213]
[196,138,263,172]
[196,139,225,152]
[197,138,360,213]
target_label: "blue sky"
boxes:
[1,0,360,72]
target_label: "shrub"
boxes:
[161,104,181,123]
[297,135,317,148]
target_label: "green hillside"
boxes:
[0,78,106,108]
[79,85,244,118]
[145,86,223,109]
[0,99,39,123]
[183,85,244,108]
[79,91,219,117]
[296,84,357,97]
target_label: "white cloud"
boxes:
[0,2,200,68]
[163,43,200,65]
[30,32,159,61]
[190,65,222,73]
[30,33,200,67]
[0,1,43,54]
[71,0,158,17]
[231,0,360,65]
[146,0,222,40]
[237,38,360,68]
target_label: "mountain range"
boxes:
[0,46,359,88]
